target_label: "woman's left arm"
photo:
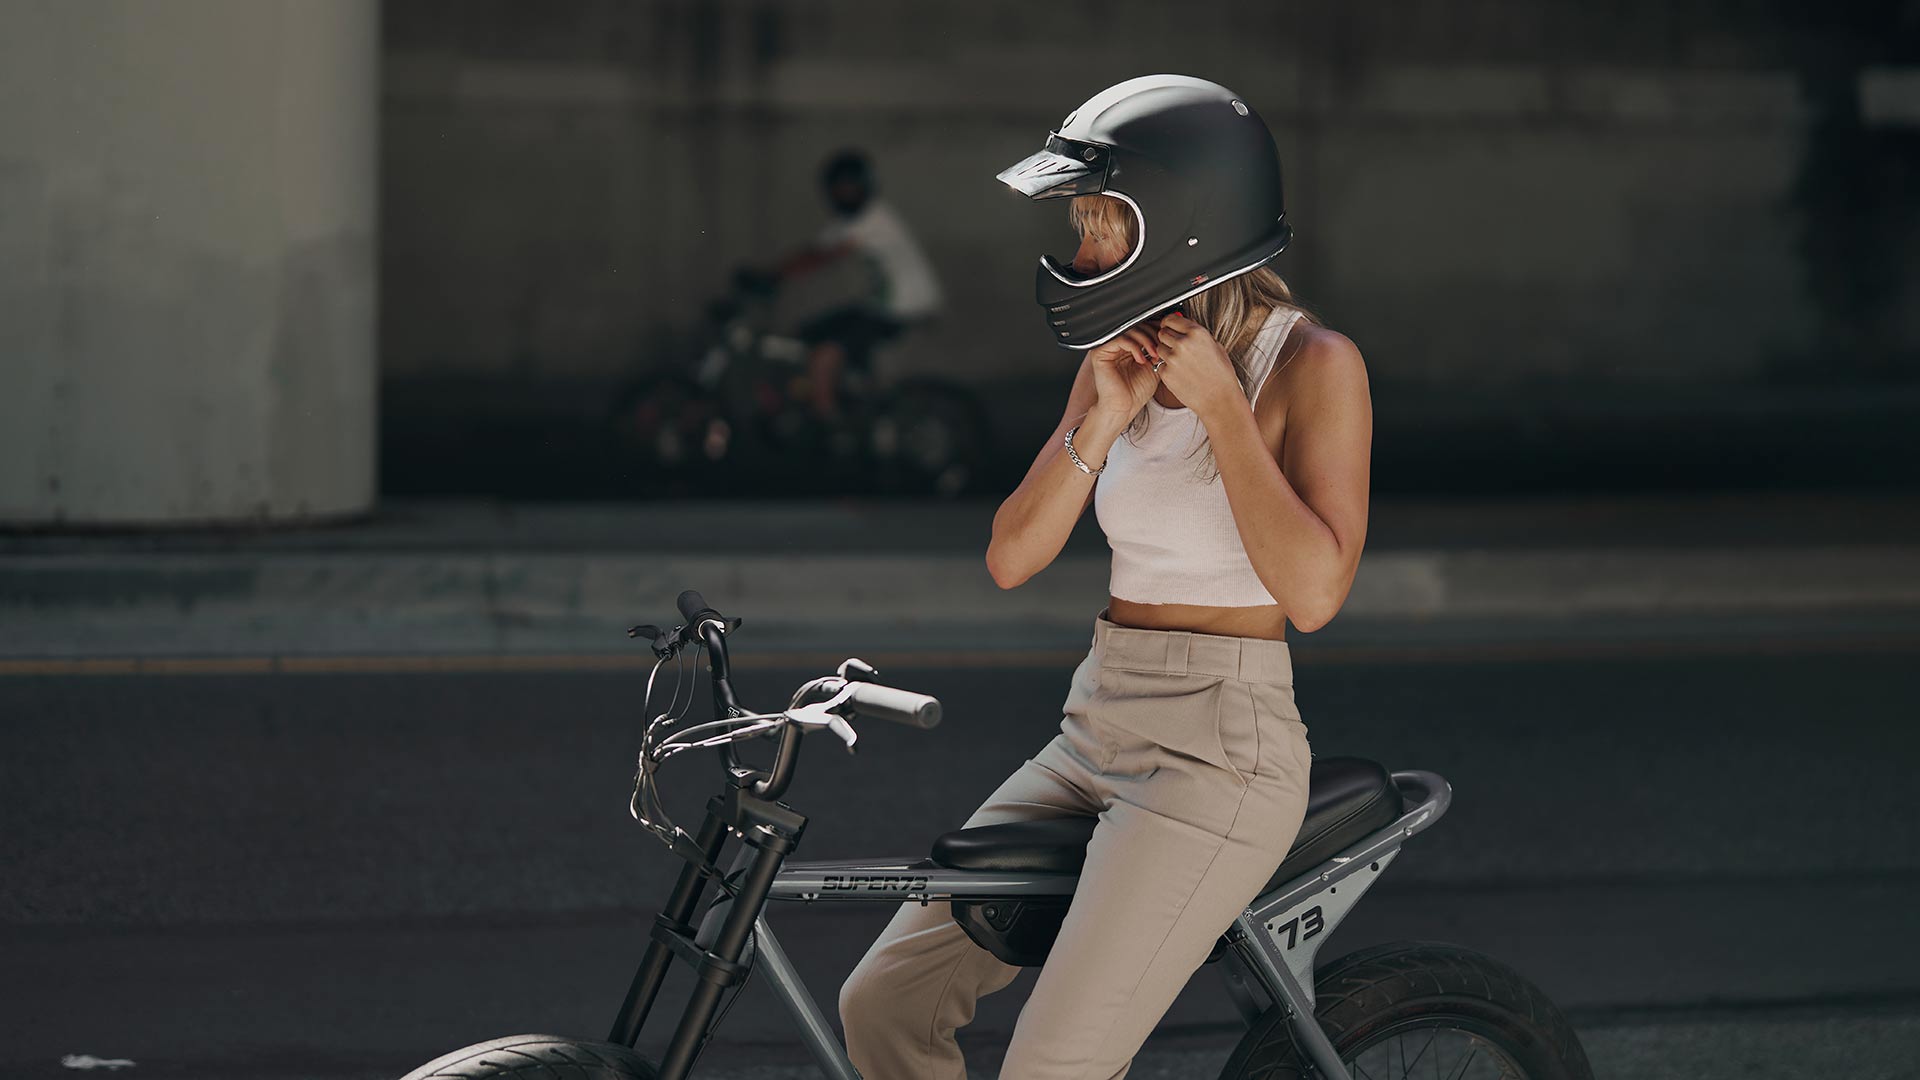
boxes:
[1159,315,1373,631]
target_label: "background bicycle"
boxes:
[604,278,990,498]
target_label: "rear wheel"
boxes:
[401,1034,658,1080]
[1219,941,1594,1080]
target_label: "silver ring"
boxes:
[1151,358,1166,373]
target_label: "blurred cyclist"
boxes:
[741,149,944,423]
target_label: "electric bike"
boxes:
[401,591,1595,1080]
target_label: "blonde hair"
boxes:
[1071,193,1320,479]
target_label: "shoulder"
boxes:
[823,203,881,240]
[854,200,905,233]
[1255,320,1368,424]
[1291,325,1367,391]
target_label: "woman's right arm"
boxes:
[987,327,1160,589]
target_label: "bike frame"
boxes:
[604,764,1452,1080]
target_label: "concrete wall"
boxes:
[380,1,1920,391]
[0,0,377,525]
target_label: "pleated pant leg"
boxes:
[840,613,1312,1080]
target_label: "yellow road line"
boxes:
[0,634,1916,677]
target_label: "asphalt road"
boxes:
[5,643,1918,1078]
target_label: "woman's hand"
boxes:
[1087,324,1163,423]
[1154,312,1244,423]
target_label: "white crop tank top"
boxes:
[1093,306,1305,607]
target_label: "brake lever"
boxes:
[626,623,685,659]
[627,616,744,659]
[837,657,882,683]
[784,682,860,753]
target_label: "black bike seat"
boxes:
[929,756,1404,896]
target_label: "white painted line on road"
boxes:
[60,1056,135,1072]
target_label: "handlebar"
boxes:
[843,682,942,729]
[656,589,939,802]
[677,589,717,626]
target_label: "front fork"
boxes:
[607,789,807,1080]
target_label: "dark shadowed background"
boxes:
[374,0,1920,498]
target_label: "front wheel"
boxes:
[605,370,727,486]
[867,380,989,498]
[401,1034,658,1080]
[1219,941,1595,1080]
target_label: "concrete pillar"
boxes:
[0,0,376,525]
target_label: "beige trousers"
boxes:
[839,612,1313,1080]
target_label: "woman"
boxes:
[839,75,1371,1079]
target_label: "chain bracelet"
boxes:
[1063,424,1105,476]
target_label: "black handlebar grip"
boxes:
[677,589,718,625]
[846,683,942,729]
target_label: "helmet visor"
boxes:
[995,134,1111,200]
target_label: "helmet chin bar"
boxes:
[1040,218,1294,351]
[1038,190,1147,289]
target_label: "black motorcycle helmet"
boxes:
[821,148,874,218]
[995,74,1294,350]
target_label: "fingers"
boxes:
[1130,328,1163,363]
[1103,328,1154,366]
[1094,323,1174,368]
[1093,336,1143,368]
[1157,311,1195,342]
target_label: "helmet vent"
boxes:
[1232,100,1248,116]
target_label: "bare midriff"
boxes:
[1105,596,1289,641]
